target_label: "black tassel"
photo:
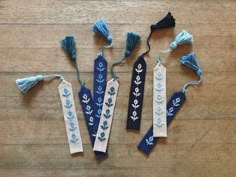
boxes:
[151,12,176,31]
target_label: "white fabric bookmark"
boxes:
[93,79,119,152]
[153,63,167,137]
[58,80,83,154]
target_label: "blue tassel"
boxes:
[93,18,112,43]
[170,30,193,49]
[60,36,76,61]
[180,52,202,76]
[16,75,44,94]
[124,32,141,57]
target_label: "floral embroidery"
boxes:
[146,136,154,146]
[82,93,94,126]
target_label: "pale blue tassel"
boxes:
[16,75,44,94]
[60,36,76,61]
[170,30,193,49]
[124,32,141,57]
[93,18,112,43]
[181,52,203,92]
[180,52,202,76]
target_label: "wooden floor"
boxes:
[0,0,235,177]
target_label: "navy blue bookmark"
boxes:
[126,12,176,130]
[138,91,186,155]
[126,55,146,129]
[93,55,107,135]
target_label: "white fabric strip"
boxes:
[58,80,83,154]
[93,79,119,152]
[153,64,167,137]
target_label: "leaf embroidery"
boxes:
[64,99,72,109]
[82,94,90,104]
[103,109,111,119]
[101,120,109,130]
[146,136,154,145]
[173,98,181,107]
[98,132,106,142]
[108,86,116,96]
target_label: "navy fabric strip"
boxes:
[93,55,107,134]
[126,55,147,130]
[79,86,107,159]
[137,91,186,155]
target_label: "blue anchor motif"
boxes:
[98,132,106,142]
[96,85,104,95]
[97,62,105,72]
[69,122,77,131]
[70,134,78,144]
[62,88,71,97]
[105,97,113,107]
[67,111,74,120]
[64,99,72,109]
[96,74,105,84]
[103,109,111,119]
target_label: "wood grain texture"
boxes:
[0,0,235,177]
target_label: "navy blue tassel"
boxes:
[180,52,202,76]
[93,18,112,43]
[60,36,77,61]
[151,12,176,31]
[125,32,141,57]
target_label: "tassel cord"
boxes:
[182,74,203,93]
[101,42,113,55]
[110,56,126,80]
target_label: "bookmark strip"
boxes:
[153,64,167,137]
[93,55,107,134]
[58,80,83,154]
[126,55,146,130]
[138,91,186,155]
[93,79,119,152]
[78,86,108,158]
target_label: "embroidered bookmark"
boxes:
[126,12,176,130]
[60,36,106,158]
[92,19,112,136]
[153,63,167,137]
[15,74,83,154]
[138,51,203,155]
[153,30,193,137]
[93,32,141,152]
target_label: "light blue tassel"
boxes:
[170,30,193,49]
[180,52,203,92]
[93,18,112,43]
[180,52,202,76]
[60,36,76,61]
[16,75,44,94]
[124,32,141,57]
